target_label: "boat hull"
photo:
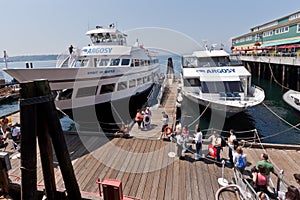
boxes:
[181,86,264,118]
[182,92,246,118]
[63,84,154,133]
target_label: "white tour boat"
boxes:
[180,49,265,117]
[4,24,161,131]
[283,89,300,115]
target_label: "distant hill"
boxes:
[0,55,58,63]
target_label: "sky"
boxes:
[1,0,300,56]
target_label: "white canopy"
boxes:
[184,50,229,58]
[182,66,251,81]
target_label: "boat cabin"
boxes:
[182,50,232,68]
[182,66,252,97]
[85,24,127,46]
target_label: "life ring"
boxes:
[143,115,151,126]
[164,126,173,135]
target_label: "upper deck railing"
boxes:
[230,53,300,66]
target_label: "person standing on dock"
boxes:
[134,109,144,129]
[182,126,189,152]
[255,153,275,177]
[158,113,169,140]
[293,173,300,194]
[233,146,247,173]
[176,131,184,160]
[227,129,237,164]
[193,124,203,161]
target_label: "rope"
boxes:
[202,128,257,141]
[267,62,290,90]
[262,102,300,131]
[20,95,53,106]
[253,130,281,172]
[187,102,210,128]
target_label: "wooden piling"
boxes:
[19,80,81,199]
[20,81,38,199]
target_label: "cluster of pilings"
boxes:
[244,61,300,91]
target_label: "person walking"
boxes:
[255,153,275,177]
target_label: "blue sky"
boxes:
[1,0,300,56]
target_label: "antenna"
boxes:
[3,50,8,69]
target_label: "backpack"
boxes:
[237,155,245,169]
[220,137,227,147]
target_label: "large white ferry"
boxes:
[4,24,161,130]
[180,49,265,117]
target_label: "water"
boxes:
[1,57,300,144]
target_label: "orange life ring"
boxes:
[164,126,173,135]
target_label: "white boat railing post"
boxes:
[218,160,229,186]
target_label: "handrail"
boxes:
[215,184,249,200]
[56,50,69,68]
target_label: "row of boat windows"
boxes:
[58,75,153,100]
[74,58,159,68]
[182,57,230,67]
[184,78,244,93]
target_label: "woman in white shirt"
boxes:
[194,124,203,161]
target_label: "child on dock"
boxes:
[158,112,169,140]
[134,109,144,129]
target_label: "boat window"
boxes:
[57,89,73,100]
[99,59,110,66]
[94,58,98,67]
[215,82,226,92]
[140,60,145,66]
[75,59,88,67]
[117,81,127,91]
[201,81,243,93]
[129,79,136,88]
[110,59,120,66]
[137,78,143,85]
[76,86,98,98]
[225,81,243,93]
[143,76,148,83]
[131,59,139,67]
[201,82,215,93]
[183,78,201,87]
[100,83,115,94]
[148,75,152,82]
[121,59,130,66]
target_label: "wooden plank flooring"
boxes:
[2,132,300,199]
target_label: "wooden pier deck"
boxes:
[129,79,178,139]
[3,135,300,199]
[1,79,300,199]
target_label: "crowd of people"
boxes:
[132,108,300,199]
[0,116,21,150]
[134,107,152,131]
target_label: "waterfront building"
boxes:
[231,11,300,57]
